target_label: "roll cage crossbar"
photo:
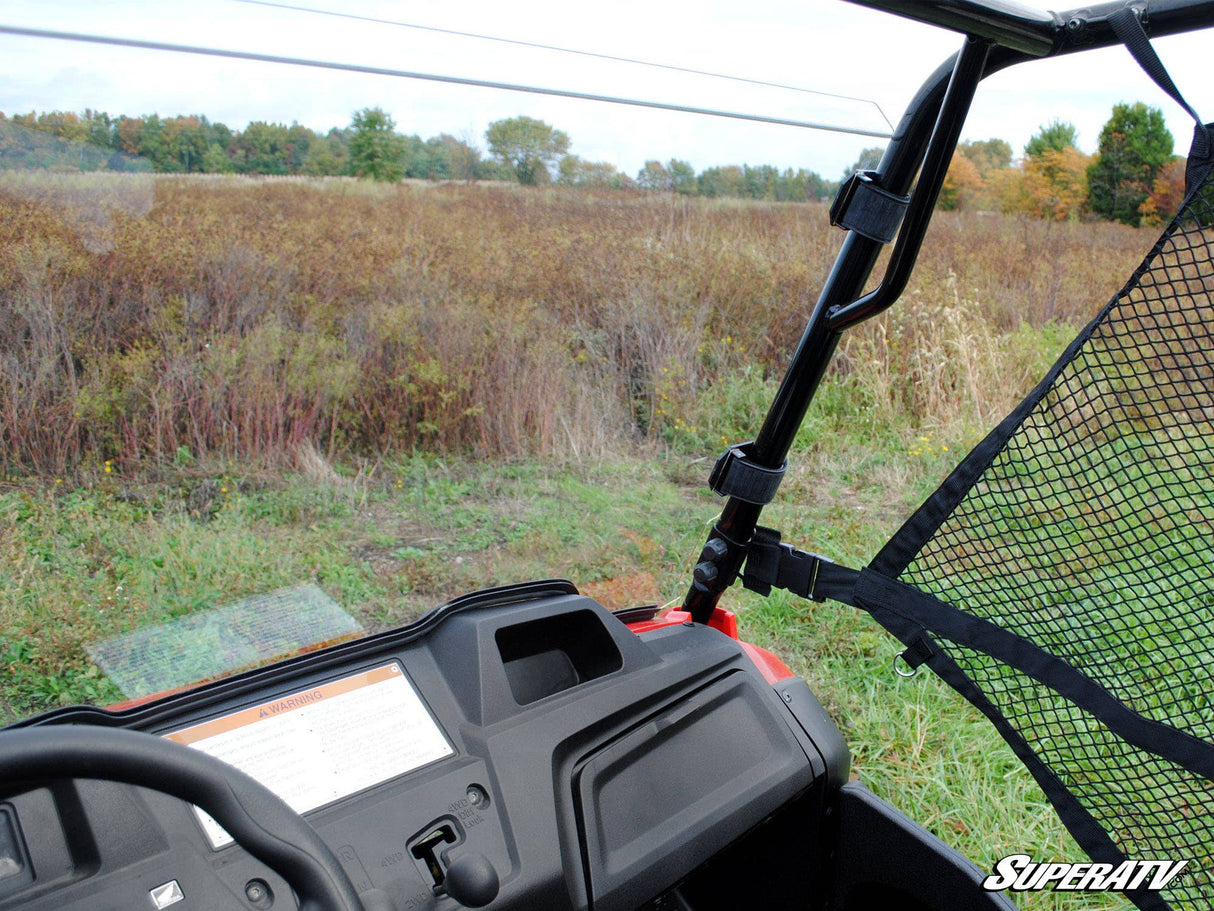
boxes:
[682,0,1214,621]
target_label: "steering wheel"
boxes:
[0,726,365,911]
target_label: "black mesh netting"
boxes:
[857,176,1214,910]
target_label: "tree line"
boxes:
[0,102,1188,223]
[0,108,499,181]
[0,106,840,202]
[932,102,1183,227]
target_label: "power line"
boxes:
[229,0,894,131]
[0,25,894,140]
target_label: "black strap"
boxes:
[853,569,1214,783]
[708,442,786,505]
[1109,7,1213,195]
[891,621,1168,911]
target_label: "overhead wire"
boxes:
[0,24,894,139]
[228,0,895,131]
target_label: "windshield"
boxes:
[1,0,957,722]
[0,0,1196,711]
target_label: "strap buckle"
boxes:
[742,526,832,602]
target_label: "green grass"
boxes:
[0,452,713,719]
[1,441,1127,910]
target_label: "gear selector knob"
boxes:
[443,852,499,908]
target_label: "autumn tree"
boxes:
[668,159,697,195]
[302,128,348,176]
[775,167,834,201]
[485,116,569,185]
[348,107,405,182]
[959,138,1012,175]
[238,121,292,175]
[1,110,113,170]
[162,116,209,172]
[636,160,671,191]
[398,135,431,178]
[697,165,745,198]
[989,120,1090,219]
[201,144,235,173]
[1088,102,1173,225]
[438,132,482,182]
[82,109,116,149]
[939,151,984,210]
[934,138,1016,211]
[1138,158,1187,226]
[29,110,88,144]
[557,155,626,188]
[283,122,314,172]
[1022,147,1092,220]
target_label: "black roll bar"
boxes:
[682,36,994,621]
[850,0,1059,56]
[847,0,1214,56]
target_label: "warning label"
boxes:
[167,664,453,848]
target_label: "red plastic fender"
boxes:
[625,607,795,685]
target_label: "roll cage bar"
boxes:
[682,0,1214,621]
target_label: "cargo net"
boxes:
[865,176,1214,911]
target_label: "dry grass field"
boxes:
[0,175,1148,477]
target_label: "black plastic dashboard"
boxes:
[0,582,850,911]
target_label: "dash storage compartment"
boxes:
[495,609,623,705]
[573,672,812,911]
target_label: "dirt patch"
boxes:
[580,571,662,609]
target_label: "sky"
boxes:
[1,0,1213,179]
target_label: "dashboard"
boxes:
[0,581,848,911]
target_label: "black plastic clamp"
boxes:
[741,526,858,604]
[829,170,910,244]
[708,442,787,505]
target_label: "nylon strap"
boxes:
[740,526,860,602]
[1109,7,1213,195]
[852,569,1214,781]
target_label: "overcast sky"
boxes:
[1,0,1212,179]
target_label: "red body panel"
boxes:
[625,607,795,684]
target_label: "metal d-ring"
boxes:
[893,651,920,678]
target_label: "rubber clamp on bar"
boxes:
[708,442,787,505]
[830,170,910,244]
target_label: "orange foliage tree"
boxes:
[939,152,984,210]
[1023,147,1092,220]
[1138,158,1187,226]
[992,147,1091,220]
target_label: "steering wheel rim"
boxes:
[0,726,364,911]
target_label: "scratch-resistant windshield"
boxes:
[7,2,1214,908]
[0,0,1201,715]
[0,0,947,724]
